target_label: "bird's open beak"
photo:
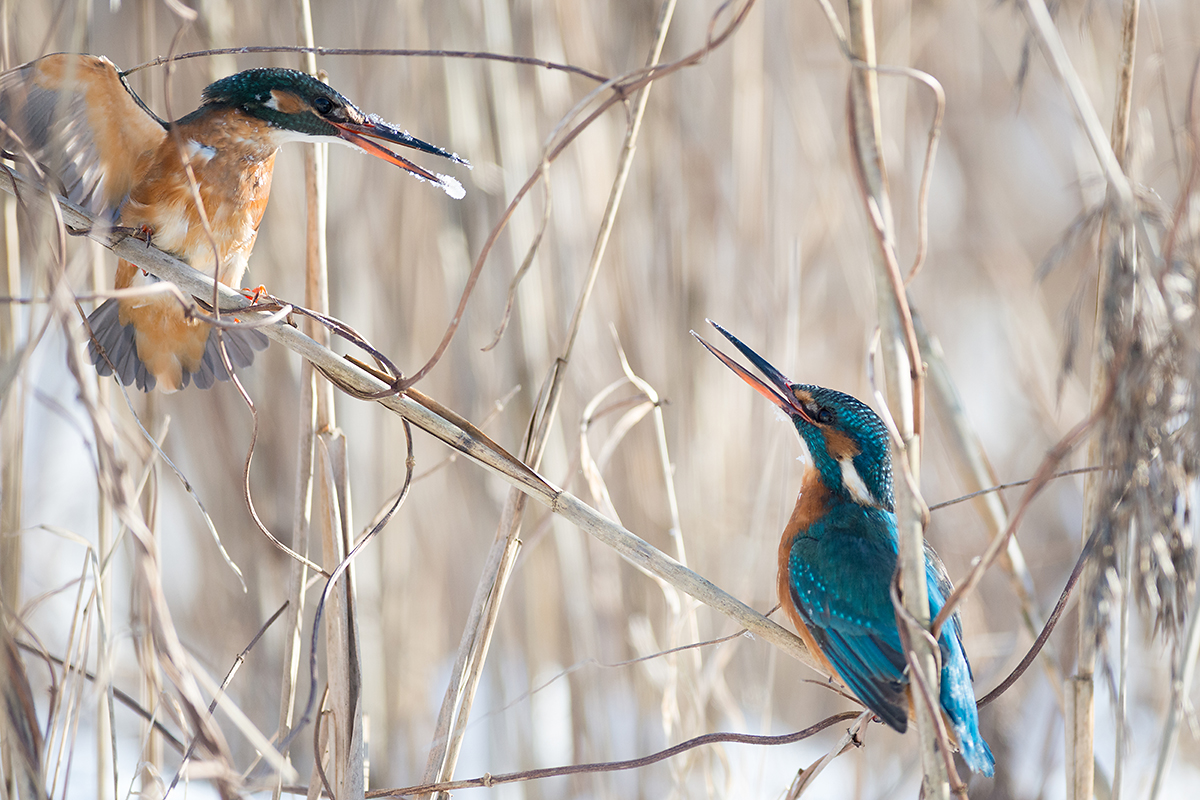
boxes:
[332,114,469,199]
[691,319,815,424]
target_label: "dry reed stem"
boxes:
[1112,514,1136,800]
[1009,0,1144,796]
[1014,0,1138,225]
[0,146,30,800]
[277,355,314,797]
[274,9,331,795]
[918,319,1067,709]
[844,0,945,794]
[421,6,680,794]
[0,194,20,609]
[1105,5,1141,799]
[314,430,364,799]
[287,20,366,798]
[0,157,824,680]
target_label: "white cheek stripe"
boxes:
[840,458,876,506]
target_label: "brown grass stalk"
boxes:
[0,156,823,683]
[420,7,680,795]
[8,4,1200,795]
[844,0,945,794]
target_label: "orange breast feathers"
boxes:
[777,470,838,678]
[117,109,278,288]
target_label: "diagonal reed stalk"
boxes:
[0,123,821,790]
[419,5,681,795]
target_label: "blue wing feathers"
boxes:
[788,502,994,776]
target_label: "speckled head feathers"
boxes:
[194,67,468,197]
[786,383,893,511]
[200,68,362,137]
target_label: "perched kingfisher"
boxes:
[693,320,994,777]
[0,54,468,391]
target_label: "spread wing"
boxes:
[0,53,166,217]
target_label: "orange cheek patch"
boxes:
[823,428,860,460]
[270,90,310,114]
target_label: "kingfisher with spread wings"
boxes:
[0,54,468,391]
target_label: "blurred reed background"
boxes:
[2,0,1200,798]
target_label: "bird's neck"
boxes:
[785,469,831,541]
[172,106,284,155]
[806,450,886,510]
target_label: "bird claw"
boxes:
[236,285,297,326]
[240,285,268,305]
[104,223,155,248]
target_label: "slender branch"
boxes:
[371,712,860,798]
[1,155,824,770]
[927,466,1105,511]
[14,640,186,753]
[121,45,610,84]
[932,397,1106,638]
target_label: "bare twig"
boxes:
[376,712,860,798]
[121,45,610,85]
[932,398,1107,637]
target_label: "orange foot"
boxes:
[240,285,268,304]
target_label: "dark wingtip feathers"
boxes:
[85,300,267,391]
[86,299,156,391]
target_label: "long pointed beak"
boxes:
[332,114,470,199]
[691,319,814,423]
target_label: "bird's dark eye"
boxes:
[312,96,334,115]
[816,407,834,425]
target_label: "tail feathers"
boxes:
[184,326,269,389]
[87,298,156,390]
[86,299,268,391]
[939,638,995,777]
[957,723,995,778]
